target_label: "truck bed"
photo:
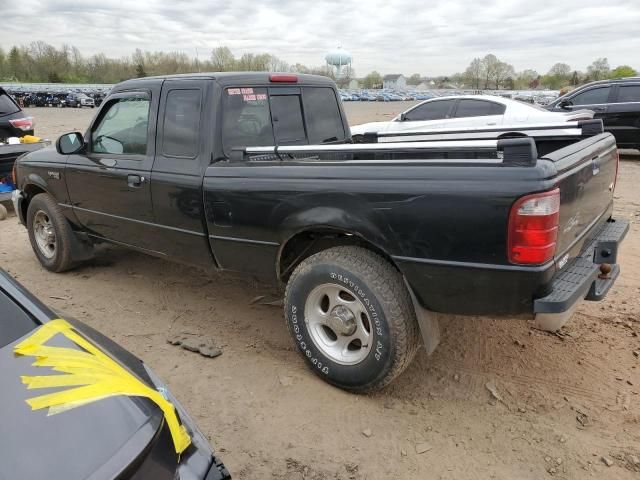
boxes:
[204,132,618,315]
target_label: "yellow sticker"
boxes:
[14,319,191,454]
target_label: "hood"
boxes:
[0,270,166,480]
[18,144,63,164]
[0,328,164,480]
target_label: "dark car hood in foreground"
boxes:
[0,330,165,480]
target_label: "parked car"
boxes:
[0,268,230,479]
[547,77,640,150]
[12,73,628,392]
[63,93,95,108]
[0,87,35,141]
[350,95,594,139]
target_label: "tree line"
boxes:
[455,54,635,91]
[0,42,636,91]
[0,42,336,85]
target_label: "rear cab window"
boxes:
[222,86,345,156]
[0,91,20,116]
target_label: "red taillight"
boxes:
[508,188,560,265]
[9,116,34,131]
[269,74,298,83]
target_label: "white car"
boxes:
[350,95,594,139]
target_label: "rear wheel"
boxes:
[284,246,421,392]
[26,193,75,272]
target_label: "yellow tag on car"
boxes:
[14,319,191,454]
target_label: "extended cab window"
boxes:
[91,95,150,155]
[162,89,202,158]
[303,88,345,143]
[222,86,346,156]
[455,100,505,117]
[616,85,640,103]
[570,87,610,106]
[404,99,455,121]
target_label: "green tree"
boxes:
[8,46,22,79]
[362,71,382,89]
[135,63,146,78]
[543,63,571,89]
[571,71,579,85]
[407,73,421,85]
[610,65,637,78]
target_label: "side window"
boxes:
[616,85,640,103]
[270,95,306,144]
[455,100,505,117]
[570,87,611,106]
[404,100,455,121]
[302,88,345,143]
[91,95,150,155]
[162,89,202,158]
[222,87,274,155]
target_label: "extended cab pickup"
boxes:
[12,73,629,392]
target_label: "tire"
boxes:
[26,193,75,272]
[284,246,421,392]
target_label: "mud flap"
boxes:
[404,279,441,355]
[69,230,94,262]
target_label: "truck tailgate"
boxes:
[542,133,618,262]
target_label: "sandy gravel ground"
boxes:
[1,104,639,479]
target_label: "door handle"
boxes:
[127,174,145,188]
[591,106,607,112]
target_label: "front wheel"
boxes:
[26,193,75,272]
[284,246,421,392]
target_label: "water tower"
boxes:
[325,47,352,78]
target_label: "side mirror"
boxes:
[56,132,85,155]
[399,113,407,121]
[558,99,572,110]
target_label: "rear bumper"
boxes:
[534,218,629,315]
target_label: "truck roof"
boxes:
[115,72,335,89]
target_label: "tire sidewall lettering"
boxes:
[286,262,393,386]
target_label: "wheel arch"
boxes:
[277,227,400,282]
[21,181,49,221]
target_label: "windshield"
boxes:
[0,289,38,348]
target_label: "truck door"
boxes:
[65,90,158,250]
[149,79,213,266]
[605,83,640,148]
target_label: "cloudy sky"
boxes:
[2,0,639,76]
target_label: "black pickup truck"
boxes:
[12,73,628,392]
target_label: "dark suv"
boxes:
[547,77,640,150]
[0,88,34,141]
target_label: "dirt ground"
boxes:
[1,104,639,480]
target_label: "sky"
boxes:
[2,0,639,76]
